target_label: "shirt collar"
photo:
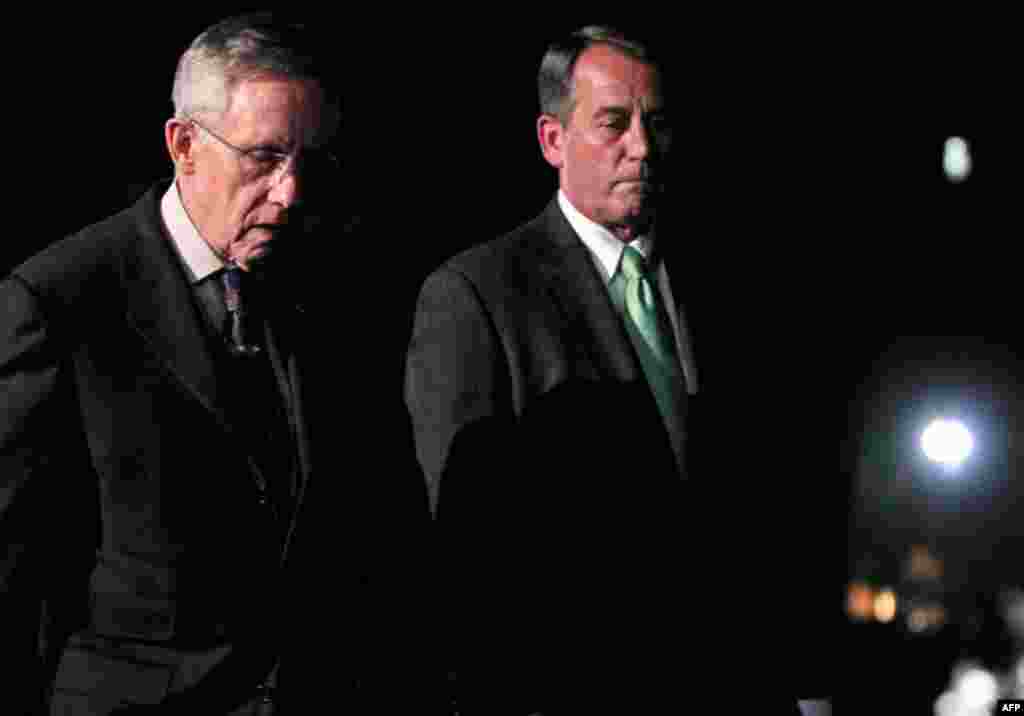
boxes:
[557,189,655,282]
[160,181,225,284]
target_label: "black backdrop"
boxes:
[10,9,1023,708]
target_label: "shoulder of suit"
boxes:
[434,207,555,287]
[11,183,164,317]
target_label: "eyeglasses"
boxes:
[188,117,340,186]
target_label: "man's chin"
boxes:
[616,188,660,211]
[620,201,658,225]
[233,243,274,272]
[613,209,657,240]
[235,228,282,267]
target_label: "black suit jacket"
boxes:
[0,181,318,714]
[405,198,802,714]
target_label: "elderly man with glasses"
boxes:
[0,14,352,715]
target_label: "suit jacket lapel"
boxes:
[262,302,312,506]
[258,298,318,563]
[532,198,640,382]
[120,185,223,421]
[658,239,700,396]
[117,184,313,536]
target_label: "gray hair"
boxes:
[538,26,654,126]
[171,13,333,121]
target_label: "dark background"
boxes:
[10,10,1022,710]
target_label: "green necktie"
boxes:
[610,246,687,469]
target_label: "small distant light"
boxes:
[908,608,930,633]
[847,582,874,621]
[874,588,898,623]
[908,544,944,581]
[921,419,974,468]
[908,605,947,633]
[943,136,972,182]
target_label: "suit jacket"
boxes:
[405,198,803,713]
[0,181,317,714]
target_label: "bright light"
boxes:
[943,136,972,182]
[874,588,897,623]
[921,419,974,467]
[955,666,999,710]
[933,690,960,716]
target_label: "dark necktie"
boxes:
[222,263,262,357]
[217,265,296,515]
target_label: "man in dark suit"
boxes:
[0,14,345,715]
[405,27,805,714]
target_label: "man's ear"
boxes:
[537,114,566,169]
[165,118,196,175]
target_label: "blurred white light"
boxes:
[943,136,972,182]
[955,667,999,710]
[921,419,974,467]
[933,690,960,716]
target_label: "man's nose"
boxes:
[625,118,651,161]
[268,159,302,208]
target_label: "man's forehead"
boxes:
[572,45,663,104]
[226,75,324,113]
[222,75,330,140]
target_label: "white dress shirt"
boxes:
[159,180,239,337]
[160,181,226,284]
[556,190,697,394]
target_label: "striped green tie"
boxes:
[610,246,687,468]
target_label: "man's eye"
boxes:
[248,149,286,165]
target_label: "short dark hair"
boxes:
[537,26,654,125]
